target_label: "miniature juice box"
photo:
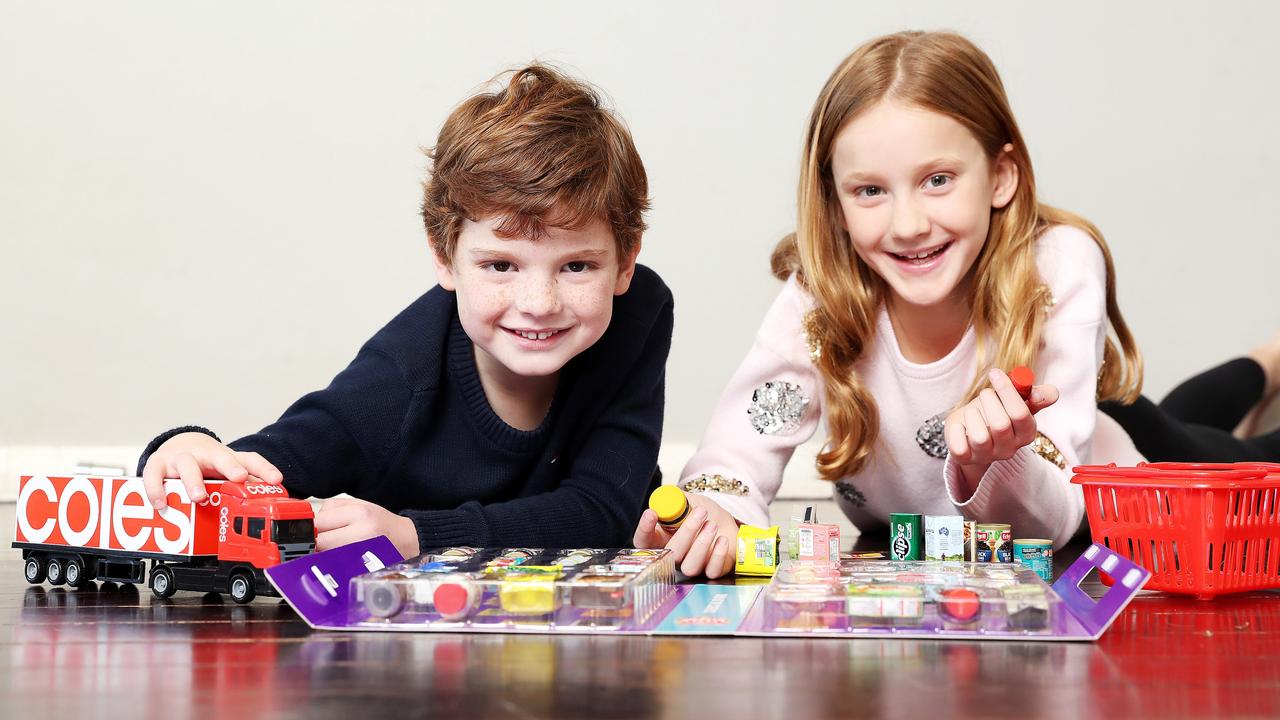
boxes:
[924,515,964,561]
[795,522,840,565]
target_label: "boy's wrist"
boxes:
[136,425,221,476]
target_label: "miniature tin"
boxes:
[889,513,922,561]
[1013,539,1053,582]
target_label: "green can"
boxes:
[889,513,922,561]
[1014,539,1053,582]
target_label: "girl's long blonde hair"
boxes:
[771,31,1143,482]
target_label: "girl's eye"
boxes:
[486,261,513,273]
[926,174,950,188]
[855,186,884,199]
[564,261,592,273]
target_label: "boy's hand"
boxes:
[945,368,1060,486]
[632,493,738,579]
[315,497,421,560]
[142,432,284,511]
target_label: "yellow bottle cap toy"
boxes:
[649,485,690,528]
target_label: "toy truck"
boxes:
[12,474,315,603]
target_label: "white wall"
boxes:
[3,1,1279,494]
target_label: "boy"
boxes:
[137,65,672,560]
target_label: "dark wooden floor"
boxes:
[4,503,1279,720]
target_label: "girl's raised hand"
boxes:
[632,493,738,579]
[944,368,1059,472]
[141,432,284,511]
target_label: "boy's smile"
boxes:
[433,215,637,414]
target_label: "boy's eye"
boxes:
[564,261,591,273]
[926,174,950,188]
[486,261,513,273]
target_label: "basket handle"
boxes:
[1072,462,1269,482]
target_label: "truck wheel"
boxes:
[65,558,88,589]
[229,573,255,604]
[24,557,46,584]
[46,558,65,586]
[151,566,177,599]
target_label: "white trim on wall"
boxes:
[1,442,837,502]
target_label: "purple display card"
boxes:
[269,539,1148,641]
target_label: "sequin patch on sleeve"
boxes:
[680,474,749,496]
[915,413,949,459]
[747,381,810,435]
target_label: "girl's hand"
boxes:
[632,493,739,579]
[142,432,284,511]
[945,368,1060,481]
[315,496,421,560]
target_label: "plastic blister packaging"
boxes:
[761,557,1063,635]
[349,547,675,630]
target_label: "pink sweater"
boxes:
[681,225,1144,548]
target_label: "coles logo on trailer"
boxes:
[14,475,199,555]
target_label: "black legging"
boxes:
[1100,358,1280,462]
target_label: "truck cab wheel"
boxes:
[151,566,177,599]
[46,558,65,586]
[24,557,46,584]
[229,573,256,604]
[65,559,88,589]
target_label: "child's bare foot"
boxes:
[1235,333,1280,438]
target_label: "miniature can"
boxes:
[924,515,964,561]
[975,523,1012,563]
[963,521,977,562]
[889,513,922,561]
[1013,539,1053,582]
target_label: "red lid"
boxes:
[433,582,473,615]
[1008,366,1035,399]
[940,588,981,621]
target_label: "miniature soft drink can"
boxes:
[1013,539,1053,581]
[975,523,1012,563]
[889,513,922,561]
[924,515,963,561]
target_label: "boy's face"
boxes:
[433,215,637,381]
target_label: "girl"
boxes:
[635,31,1280,578]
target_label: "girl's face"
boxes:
[830,100,1017,311]
[433,215,636,383]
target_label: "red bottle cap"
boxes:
[433,582,473,615]
[1009,366,1035,400]
[940,587,981,621]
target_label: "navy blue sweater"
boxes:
[139,265,673,550]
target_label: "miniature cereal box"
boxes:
[924,515,964,561]
[736,524,781,577]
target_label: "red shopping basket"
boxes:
[1072,462,1280,599]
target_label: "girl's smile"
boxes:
[830,100,1017,312]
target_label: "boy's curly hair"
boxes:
[421,64,649,263]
